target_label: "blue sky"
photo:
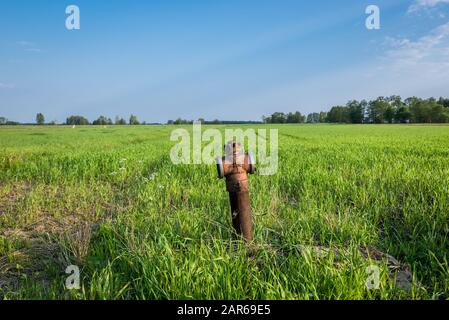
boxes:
[1,0,449,123]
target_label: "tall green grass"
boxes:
[0,124,448,299]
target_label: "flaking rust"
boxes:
[216,141,256,241]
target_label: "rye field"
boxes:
[0,124,448,300]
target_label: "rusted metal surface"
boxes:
[216,141,256,241]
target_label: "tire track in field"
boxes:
[278,132,308,141]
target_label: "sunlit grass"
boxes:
[0,124,448,299]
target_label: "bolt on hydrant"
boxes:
[216,141,256,241]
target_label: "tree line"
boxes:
[264,96,449,124]
[65,114,143,125]
[0,117,20,125]
[2,96,449,126]
[0,114,146,126]
[0,114,262,126]
[167,118,262,125]
[262,112,307,124]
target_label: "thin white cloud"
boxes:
[408,0,449,13]
[16,40,42,53]
[0,82,15,90]
[25,48,42,53]
[16,40,35,47]
[210,21,449,116]
[384,21,449,72]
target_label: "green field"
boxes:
[1,124,448,299]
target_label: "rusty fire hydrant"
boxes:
[216,141,256,241]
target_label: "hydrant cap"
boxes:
[225,141,243,156]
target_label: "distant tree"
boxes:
[270,112,287,123]
[438,97,449,108]
[93,115,112,125]
[307,113,320,123]
[259,95,449,125]
[115,116,127,125]
[384,105,395,124]
[285,112,294,123]
[173,118,191,125]
[394,106,411,123]
[408,98,432,123]
[440,109,449,123]
[286,111,306,123]
[319,112,328,123]
[426,98,449,123]
[367,97,389,123]
[429,103,446,123]
[0,117,6,125]
[384,95,403,123]
[347,100,365,124]
[129,114,140,125]
[327,106,349,123]
[36,113,45,125]
[66,115,89,125]
[388,95,403,109]
[299,112,306,123]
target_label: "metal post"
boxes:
[216,141,256,241]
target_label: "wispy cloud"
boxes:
[16,40,42,53]
[0,82,15,90]
[25,48,42,53]
[16,40,35,47]
[384,21,449,71]
[213,21,449,116]
[408,0,449,13]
